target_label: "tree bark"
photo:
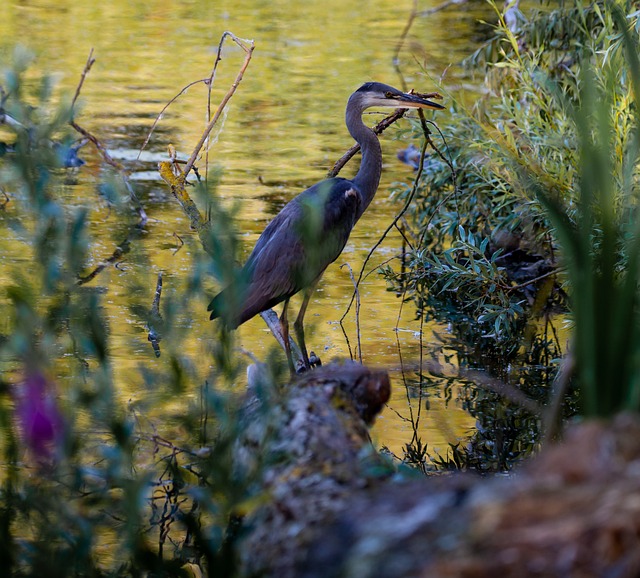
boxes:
[237,363,640,578]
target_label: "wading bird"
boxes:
[208,82,444,373]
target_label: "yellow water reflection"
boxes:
[1,0,489,456]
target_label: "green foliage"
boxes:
[388,0,640,473]
[0,48,278,576]
[517,6,640,416]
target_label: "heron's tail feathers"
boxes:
[208,289,241,329]
[207,292,224,321]
[209,280,285,330]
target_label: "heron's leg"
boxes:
[294,280,319,370]
[280,298,296,375]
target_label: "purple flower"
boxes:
[15,372,65,462]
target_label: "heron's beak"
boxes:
[396,92,444,110]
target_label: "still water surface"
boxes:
[1,0,491,455]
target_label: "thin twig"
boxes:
[340,263,362,363]
[139,79,209,158]
[340,129,431,326]
[508,267,561,291]
[416,122,458,249]
[392,0,419,91]
[71,48,95,112]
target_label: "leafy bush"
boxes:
[0,47,276,576]
[387,0,640,470]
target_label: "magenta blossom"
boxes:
[15,372,65,462]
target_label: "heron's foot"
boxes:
[293,351,321,374]
[309,351,322,369]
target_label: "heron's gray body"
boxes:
[209,178,360,328]
[208,82,443,370]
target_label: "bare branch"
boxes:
[417,0,468,17]
[339,126,432,326]
[71,48,95,113]
[182,32,255,179]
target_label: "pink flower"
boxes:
[15,372,65,462]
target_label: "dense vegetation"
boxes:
[386,0,640,469]
[1,0,640,574]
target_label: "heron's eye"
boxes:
[384,91,396,99]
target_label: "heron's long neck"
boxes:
[346,101,382,222]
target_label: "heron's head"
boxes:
[352,82,444,111]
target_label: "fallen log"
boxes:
[236,361,391,577]
[236,363,640,578]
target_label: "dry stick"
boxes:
[71,48,95,110]
[183,33,254,180]
[159,34,254,248]
[156,35,306,366]
[203,32,239,182]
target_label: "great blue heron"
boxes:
[208,82,444,372]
